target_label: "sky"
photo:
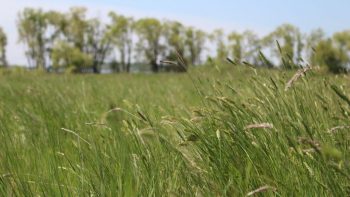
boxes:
[1,0,350,65]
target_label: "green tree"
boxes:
[45,10,68,69]
[108,12,134,72]
[306,28,325,66]
[134,18,164,72]
[228,31,243,63]
[263,24,303,68]
[64,7,89,52]
[333,30,350,52]
[312,39,348,73]
[227,30,261,65]
[333,30,350,67]
[185,27,206,65]
[51,41,93,73]
[18,8,48,69]
[47,7,111,73]
[0,27,8,67]
[210,29,228,63]
[86,18,112,73]
[163,20,188,71]
[242,30,262,65]
[45,10,67,42]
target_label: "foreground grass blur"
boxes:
[0,65,350,196]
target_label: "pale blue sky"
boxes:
[82,0,350,33]
[1,0,350,65]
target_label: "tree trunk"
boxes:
[120,49,126,72]
[126,43,132,73]
[0,51,7,67]
[37,34,46,71]
[126,62,131,73]
[151,60,158,73]
[92,61,100,74]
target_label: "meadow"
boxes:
[0,65,350,196]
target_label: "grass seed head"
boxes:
[247,185,276,196]
[285,66,312,91]
[245,123,274,130]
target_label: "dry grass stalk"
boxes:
[245,123,274,130]
[247,185,276,196]
[160,60,178,66]
[1,173,12,178]
[297,137,321,152]
[297,137,320,146]
[327,125,350,133]
[175,50,187,68]
[61,128,91,146]
[302,148,316,154]
[285,66,312,91]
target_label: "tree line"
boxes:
[0,7,350,73]
[13,7,206,73]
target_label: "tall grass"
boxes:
[0,66,349,196]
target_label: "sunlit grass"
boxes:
[0,65,349,196]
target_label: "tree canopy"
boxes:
[0,27,7,67]
[5,7,350,73]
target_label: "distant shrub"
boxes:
[51,41,93,73]
[312,39,348,73]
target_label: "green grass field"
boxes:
[0,65,350,196]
